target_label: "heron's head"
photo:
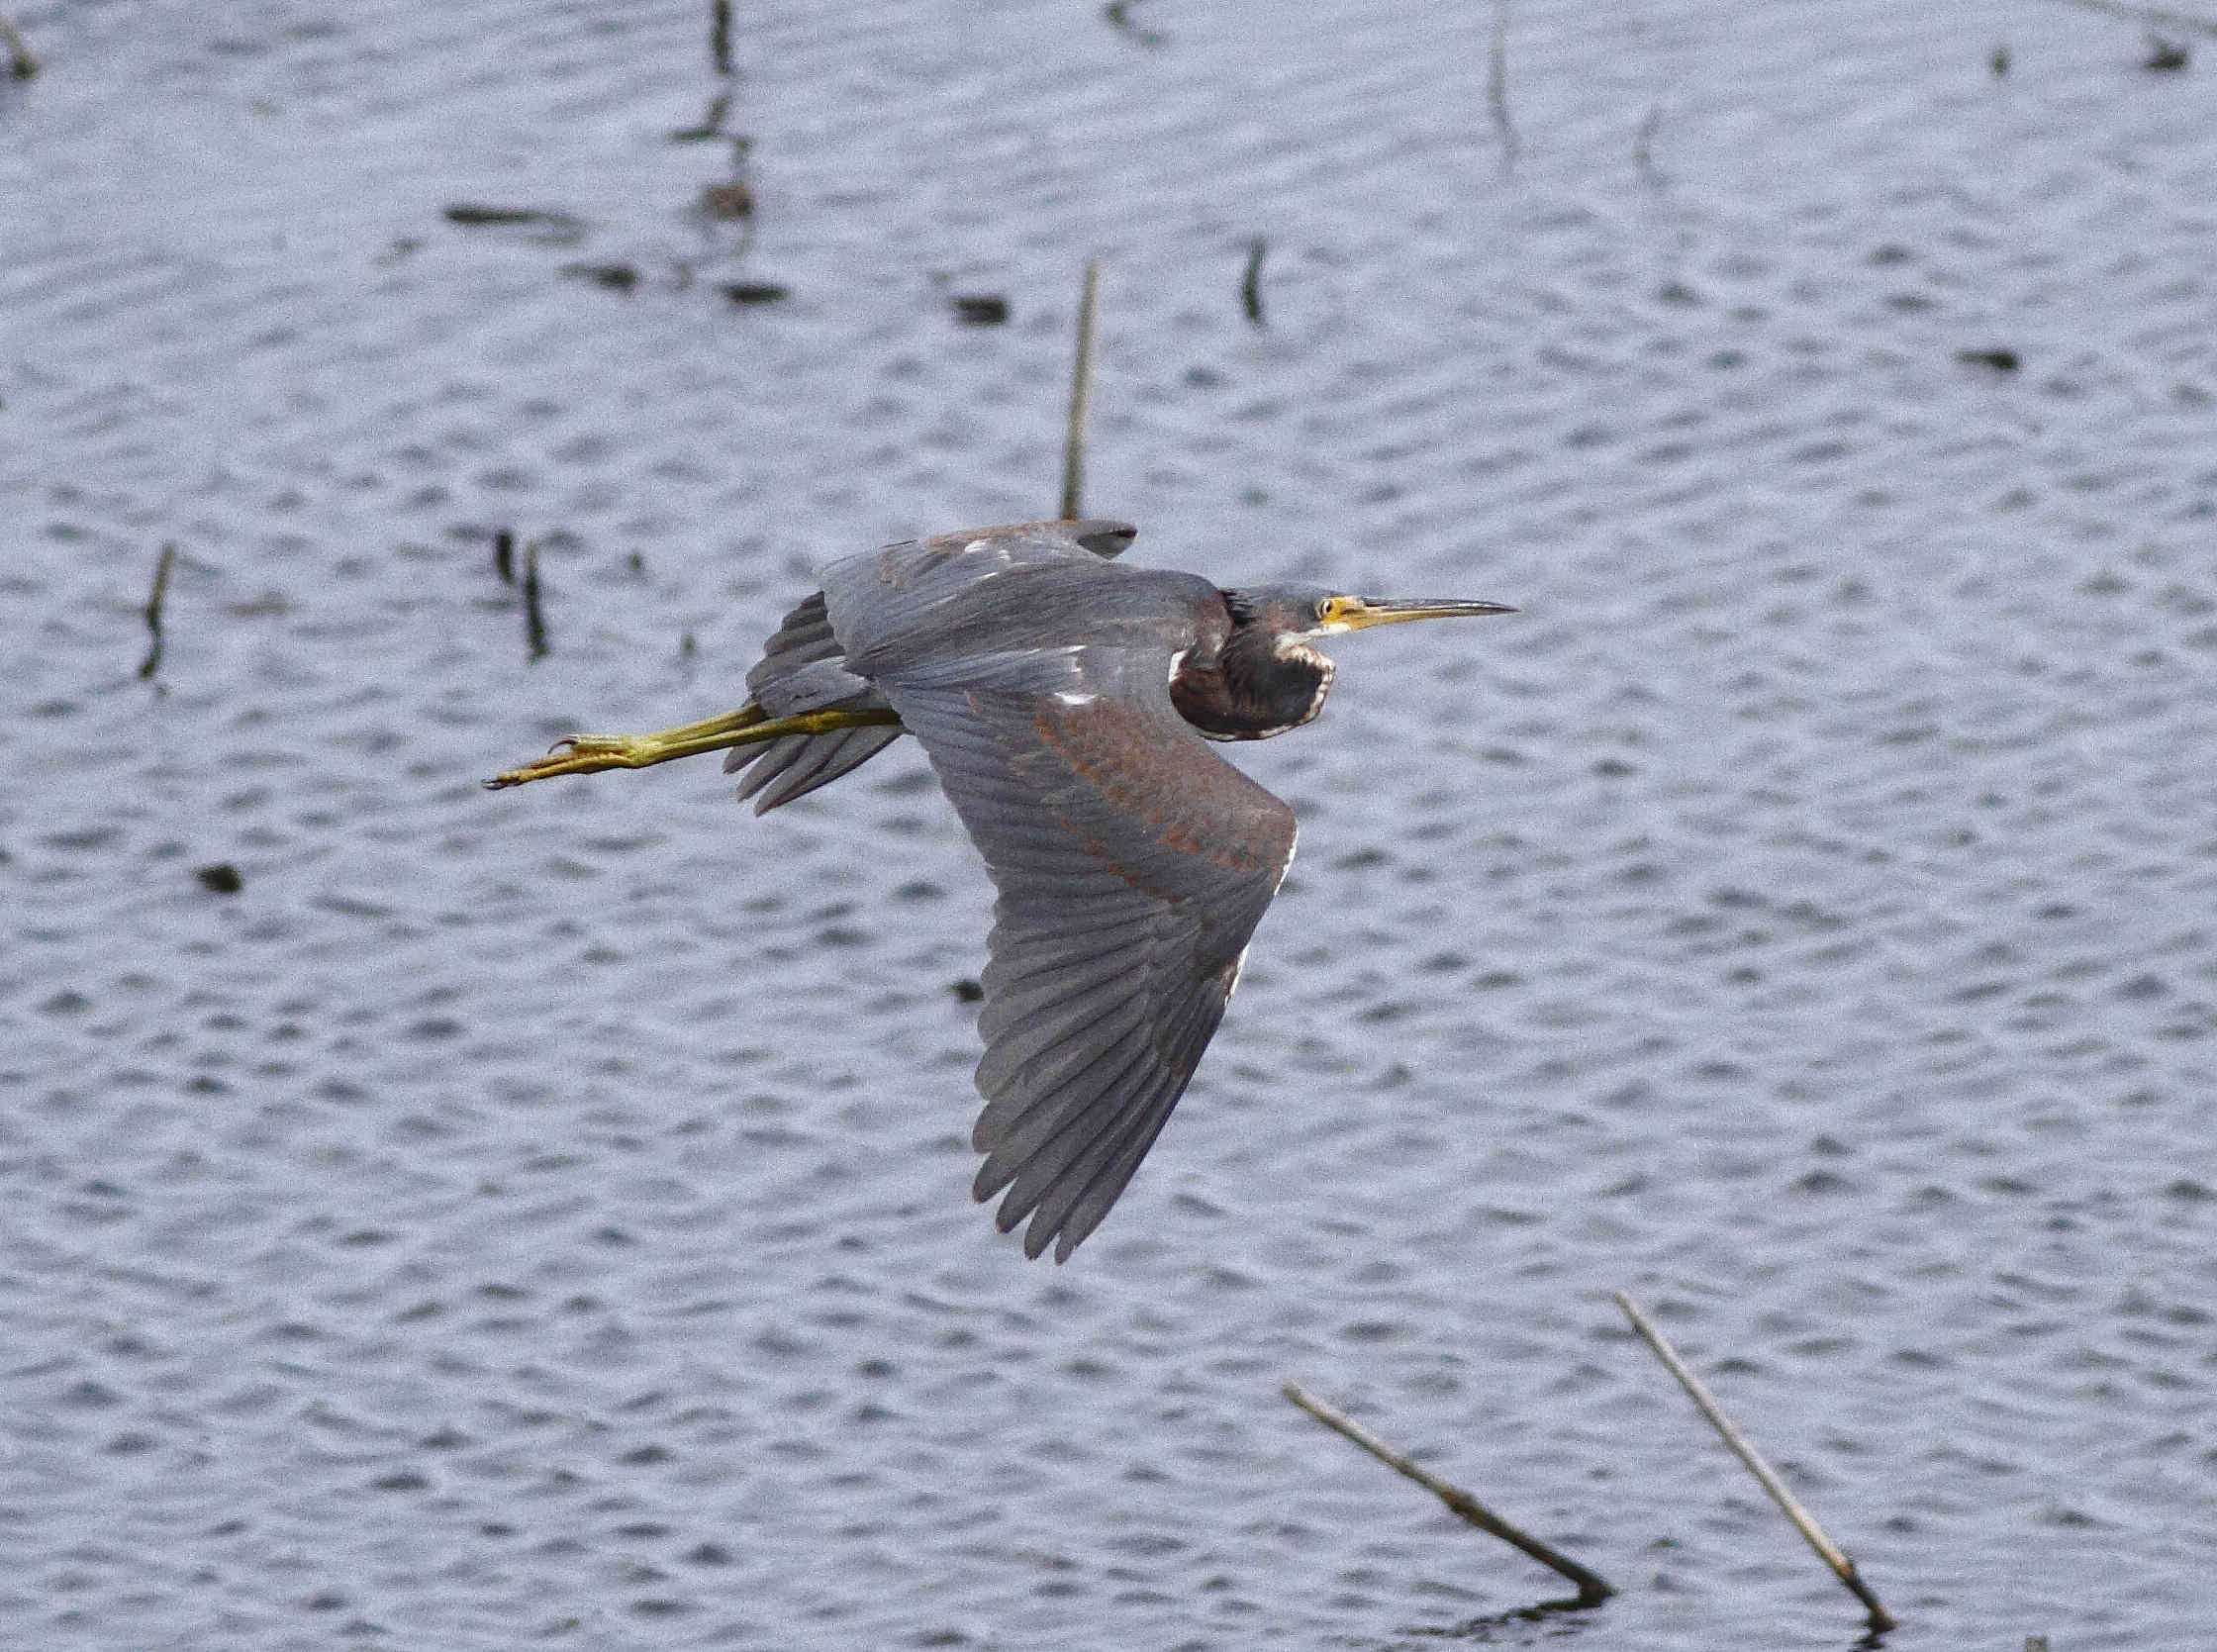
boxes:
[1226,585,1516,657]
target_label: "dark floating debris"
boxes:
[523,541,550,661]
[562,262,640,292]
[951,293,1010,327]
[1990,45,2010,77]
[1,10,37,77]
[196,863,244,895]
[445,204,556,226]
[950,979,985,1004]
[1102,0,1167,47]
[442,204,587,244]
[1959,346,2021,372]
[711,0,733,76]
[2144,36,2188,71]
[698,179,754,222]
[494,529,516,585]
[720,280,790,306]
[138,542,177,681]
[1239,238,1266,327]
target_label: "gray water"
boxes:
[5,1,2215,1646]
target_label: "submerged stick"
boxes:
[1059,258,1100,522]
[1488,2,1520,171]
[1281,1381,1612,1606]
[138,543,177,679]
[1633,105,1665,189]
[711,0,733,74]
[1613,1293,1895,1632]
[1240,238,1267,326]
[1,11,36,78]
[522,540,549,660]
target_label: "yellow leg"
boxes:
[485,703,903,789]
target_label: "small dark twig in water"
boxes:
[442,204,587,246]
[494,529,516,585]
[443,204,566,227]
[1,10,37,77]
[720,280,789,306]
[670,90,731,143]
[1990,44,2011,76]
[562,262,638,292]
[1281,1382,1612,1606]
[1103,1,1168,47]
[1959,346,2021,372]
[1633,105,1666,188]
[139,543,177,680]
[711,0,733,75]
[1240,239,1267,327]
[2143,33,2190,68]
[523,541,550,661]
[1060,260,1101,522]
[1488,2,1521,172]
[1614,1293,1896,1633]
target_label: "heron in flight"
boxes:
[490,520,1512,1260]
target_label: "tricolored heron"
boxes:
[490,520,1512,1260]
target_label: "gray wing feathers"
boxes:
[724,591,902,812]
[725,524,1135,816]
[868,654,1294,1261]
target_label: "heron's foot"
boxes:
[486,706,767,788]
[484,703,903,789]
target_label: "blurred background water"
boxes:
[4,1,2215,1646]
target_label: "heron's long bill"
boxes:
[1324,595,1517,630]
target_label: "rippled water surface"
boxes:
[6,2,2216,1646]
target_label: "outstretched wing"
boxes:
[862,641,1297,1261]
[726,520,1137,813]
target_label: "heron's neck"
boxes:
[1172,625,1333,740]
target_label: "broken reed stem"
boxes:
[1633,105,1665,189]
[710,0,733,74]
[1059,258,1100,522]
[1,11,36,78]
[1281,1382,1612,1607]
[1488,1,1520,171]
[1240,238,1267,326]
[1612,1293,1895,1632]
[494,528,516,585]
[138,542,176,679]
[522,540,549,660]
